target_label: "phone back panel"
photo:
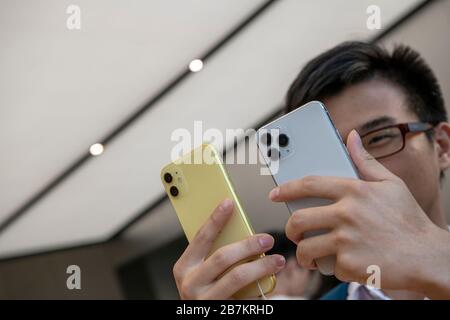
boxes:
[257,101,359,274]
[161,144,275,298]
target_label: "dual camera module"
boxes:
[261,132,289,159]
[164,172,179,197]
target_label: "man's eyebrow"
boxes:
[359,116,396,133]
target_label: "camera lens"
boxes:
[278,134,289,147]
[170,186,179,197]
[267,148,280,160]
[164,172,173,183]
[261,132,272,146]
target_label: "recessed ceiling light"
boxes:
[89,143,104,156]
[189,59,203,72]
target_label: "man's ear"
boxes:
[434,122,450,172]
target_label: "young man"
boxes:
[172,41,450,300]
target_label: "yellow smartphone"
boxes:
[161,143,276,299]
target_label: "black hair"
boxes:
[285,41,447,127]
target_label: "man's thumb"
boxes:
[346,129,394,181]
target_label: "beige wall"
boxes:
[0,243,122,299]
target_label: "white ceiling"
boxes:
[0,0,266,224]
[0,0,421,259]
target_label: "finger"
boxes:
[204,254,286,299]
[285,205,339,244]
[269,175,353,202]
[194,233,275,285]
[346,129,396,181]
[296,232,337,269]
[181,199,234,265]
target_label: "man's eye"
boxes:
[368,133,396,146]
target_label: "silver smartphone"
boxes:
[256,100,359,275]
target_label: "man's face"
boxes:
[323,78,442,220]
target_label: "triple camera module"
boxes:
[261,131,290,160]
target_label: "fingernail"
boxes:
[269,187,279,200]
[275,255,286,267]
[219,199,232,213]
[258,235,274,248]
[352,129,362,148]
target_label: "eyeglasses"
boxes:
[359,122,435,159]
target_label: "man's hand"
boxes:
[270,130,450,299]
[173,199,286,299]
